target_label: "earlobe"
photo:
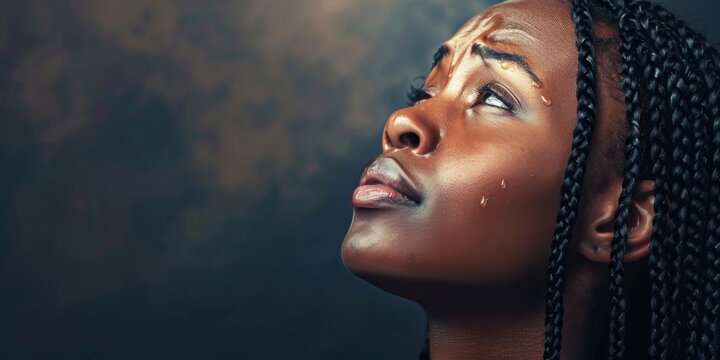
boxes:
[577,180,655,263]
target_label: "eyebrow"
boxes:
[472,44,542,85]
[430,43,543,86]
[431,45,450,69]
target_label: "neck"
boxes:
[422,267,607,360]
[426,300,545,360]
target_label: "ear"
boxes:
[577,180,655,263]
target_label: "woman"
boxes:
[341,0,719,359]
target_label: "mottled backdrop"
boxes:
[0,0,716,359]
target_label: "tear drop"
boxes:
[500,60,511,70]
[480,196,489,208]
[500,179,507,190]
[541,95,553,107]
[532,81,542,89]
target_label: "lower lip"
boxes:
[352,184,418,208]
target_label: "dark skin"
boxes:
[342,0,655,359]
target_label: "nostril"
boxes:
[399,132,420,148]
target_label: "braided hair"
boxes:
[419,0,720,359]
[543,0,720,359]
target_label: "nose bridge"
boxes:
[446,40,482,93]
[383,105,441,156]
[447,34,475,73]
[429,43,478,109]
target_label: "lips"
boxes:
[352,156,422,208]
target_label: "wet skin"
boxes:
[343,0,579,296]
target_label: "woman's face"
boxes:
[342,0,585,293]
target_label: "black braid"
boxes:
[665,31,695,360]
[682,58,708,360]
[607,6,645,358]
[543,0,598,359]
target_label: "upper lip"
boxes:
[359,156,422,204]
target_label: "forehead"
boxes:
[444,0,575,80]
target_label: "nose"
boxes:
[382,108,440,155]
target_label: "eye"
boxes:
[475,84,518,112]
[483,92,509,109]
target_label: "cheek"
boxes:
[425,139,568,285]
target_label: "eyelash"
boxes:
[406,83,432,106]
[406,82,517,112]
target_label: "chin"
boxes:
[341,237,510,310]
[341,210,430,300]
[341,214,410,281]
[341,245,443,305]
[342,214,471,305]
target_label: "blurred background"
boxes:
[0,0,717,359]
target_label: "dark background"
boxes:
[0,0,717,359]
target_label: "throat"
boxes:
[425,294,546,360]
[421,278,606,360]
